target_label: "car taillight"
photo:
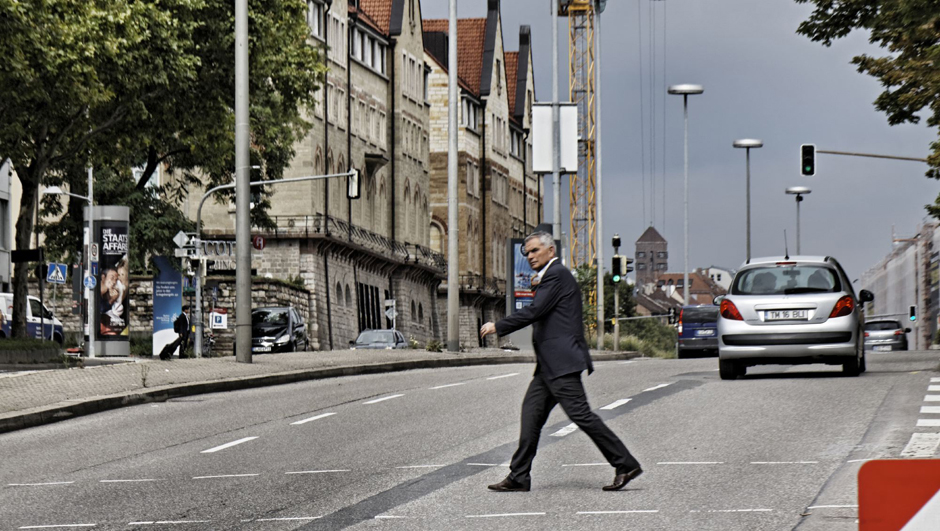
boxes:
[864,332,869,337]
[894,330,904,336]
[720,300,743,321]
[678,309,684,334]
[829,295,855,318]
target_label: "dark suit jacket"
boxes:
[495,260,593,379]
[174,312,190,343]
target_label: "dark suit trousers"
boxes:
[508,371,640,487]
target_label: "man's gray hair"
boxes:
[525,231,554,250]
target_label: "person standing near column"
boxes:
[480,231,643,492]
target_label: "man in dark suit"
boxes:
[480,231,642,492]
[160,305,191,360]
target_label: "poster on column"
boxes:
[152,256,182,357]
[96,220,130,340]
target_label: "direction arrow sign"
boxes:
[46,263,67,284]
[860,459,940,530]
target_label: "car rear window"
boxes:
[865,321,901,331]
[252,309,289,325]
[357,330,394,343]
[732,265,841,295]
[681,307,718,323]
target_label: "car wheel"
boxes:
[719,359,738,380]
[842,353,861,376]
[677,349,687,360]
[859,347,867,373]
[53,333,64,346]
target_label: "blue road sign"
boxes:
[83,275,97,289]
[91,261,98,276]
[46,263,68,284]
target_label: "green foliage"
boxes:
[573,265,637,333]
[425,339,443,353]
[0,338,62,352]
[795,1,940,184]
[285,274,306,290]
[129,333,153,358]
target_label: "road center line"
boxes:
[127,521,212,525]
[99,479,159,483]
[396,465,445,469]
[642,383,672,392]
[363,394,404,404]
[18,526,95,529]
[695,509,772,513]
[750,461,818,465]
[252,517,321,522]
[429,383,466,389]
[201,436,258,454]
[577,510,659,514]
[657,461,723,465]
[465,513,545,518]
[807,505,858,509]
[600,398,632,410]
[192,474,259,480]
[550,423,579,437]
[290,412,336,425]
[8,482,74,487]
[486,373,519,380]
[285,470,350,475]
[562,463,607,467]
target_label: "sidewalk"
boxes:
[0,347,636,434]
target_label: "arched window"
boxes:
[418,303,423,322]
[411,300,416,321]
[345,284,351,305]
[430,222,443,254]
[335,282,342,305]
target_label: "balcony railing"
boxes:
[267,214,446,272]
[457,274,506,296]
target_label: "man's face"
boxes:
[102,270,117,289]
[523,238,555,271]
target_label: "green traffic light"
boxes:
[612,274,621,283]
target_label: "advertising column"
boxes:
[92,206,130,356]
[152,256,183,358]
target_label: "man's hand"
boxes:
[480,322,497,338]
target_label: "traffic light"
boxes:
[910,305,917,322]
[624,257,634,273]
[612,234,621,248]
[667,307,677,325]
[800,144,816,176]
[347,168,361,199]
[611,254,622,283]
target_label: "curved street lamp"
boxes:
[786,186,811,254]
[733,139,763,261]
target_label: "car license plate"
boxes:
[252,346,271,353]
[765,310,808,321]
[873,345,891,352]
[696,329,715,336]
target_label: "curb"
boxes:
[0,351,637,434]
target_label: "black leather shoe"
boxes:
[602,467,643,491]
[487,477,530,492]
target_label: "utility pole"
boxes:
[234,0,251,363]
[446,0,459,352]
[551,0,561,241]
[594,2,604,350]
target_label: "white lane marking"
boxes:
[657,461,723,465]
[619,361,636,364]
[252,517,321,522]
[466,463,502,467]
[127,521,211,525]
[285,470,350,475]
[562,463,607,467]
[192,474,259,480]
[847,459,874,464]
[100,479,159,483]
[900,433,940,458]
[430,383,466,389]
[931,378,940,383]
[750,461,818,465]
[363,394,404,404]
[807,505,858,509]
[290,412,336,425]
[924,395,940,402]
[600,398,632,410]
[929,385,940,392]
[550,423,579,437]
[917,419,940,427]
[18,526,96,529]
[921,406,940,414]
[642,383,672,392]
[374,516,410,519]
[8,482,74,487]
[486,373,519,380]
[201,436,258,453]
[691,509,772,513]
[465,513,545,518]
[577,510,659,514]
[396,465,445,469]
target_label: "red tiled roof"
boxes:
[505,51,519,117]
[423,18,487,96]
[424,49,476,95]
[358,0,392,35]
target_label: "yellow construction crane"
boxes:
[560,0,597,268]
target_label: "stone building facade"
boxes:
[424,1,540,347]
[635,226,668,287]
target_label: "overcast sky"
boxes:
[422,0,939,284]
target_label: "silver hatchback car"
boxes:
[716,256,874,380]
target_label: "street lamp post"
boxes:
[733,139,763,261]
[786,187,811,254]
[43,177,95,359]
[668,84,703,304]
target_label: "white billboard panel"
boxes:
[532,102,578,173]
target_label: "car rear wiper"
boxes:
[783,287,830,294]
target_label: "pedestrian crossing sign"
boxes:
[46,263,67,285]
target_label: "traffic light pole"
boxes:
[613,242,620,350]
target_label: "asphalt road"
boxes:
[1,351,937,530]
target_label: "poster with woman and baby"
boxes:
[97,221,129,339]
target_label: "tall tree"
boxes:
[0,0,325,337]
[795,1,940,210]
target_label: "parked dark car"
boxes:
[250,307,308,353]
[351,329,407,350]
[864,319,910,351]
[676,305,719,358]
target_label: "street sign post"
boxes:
[46,263,67,285]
